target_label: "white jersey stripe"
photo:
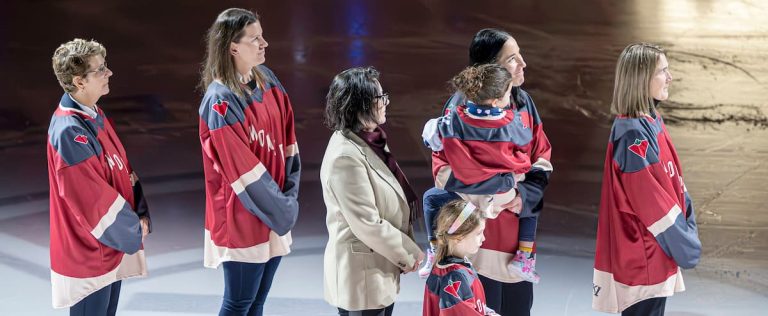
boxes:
[285,143,299,157]
[648,204,682,237]
[90,195,126,239]
[231,163,268,195]
[592,268,684,313]
[51,250,147,308]
[203,229,291,268]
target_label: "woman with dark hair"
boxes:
[320,67,424,316]
[48,38,151,315]
[419,28,552,315]
[592,43,701,316]
[198,8,300,316]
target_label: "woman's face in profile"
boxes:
[649,54,672,101]
[372,80,388,126]
[497,38,526,87]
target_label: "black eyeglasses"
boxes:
[374,93,390,106]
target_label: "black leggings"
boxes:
[479,275,533,316]
[622,297,667,316]
[337,304,394,316]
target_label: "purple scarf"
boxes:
[355,127,419,214]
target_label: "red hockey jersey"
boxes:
[198,65,300,268]
[423,257,497,316]
[593,113,701,313]
[432,90,552,283]
[47,93,149,308]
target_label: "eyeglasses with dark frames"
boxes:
[374,92,390,106]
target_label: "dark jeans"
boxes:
[480,274,533,316]
[622,297,667,316]
[219,256,282,316]
[518,216,537,242]
[423,187,461,241]
[338,304,394,316]
[70,281,121,316]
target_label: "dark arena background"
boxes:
[1,0,766,315]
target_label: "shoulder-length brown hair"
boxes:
[199,8,266,98]
[611,43,665,117]
[324,67,382,132]
[433,199,485,267]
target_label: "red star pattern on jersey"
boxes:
[444,280,462,299]
[212,99,229,117]
[73,134,88,144]
[628,138,649,159]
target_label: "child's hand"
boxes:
[502,196,523,214]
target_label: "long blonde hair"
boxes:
[611,43,665,117]
[433,200,485,266]
[199,8,266,98]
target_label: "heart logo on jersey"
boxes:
[443,280,462,299]
[628,139,649,159]
[73,134,88,144]
[212,99,229,117]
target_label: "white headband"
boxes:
[448,202,476,234]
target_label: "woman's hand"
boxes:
[403,249,426,274]
[502,196,523,214]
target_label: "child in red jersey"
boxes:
[421,64,542,283]
[423,199,499,316]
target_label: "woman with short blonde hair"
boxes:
[593,43,701,316]
[48,38,151,315]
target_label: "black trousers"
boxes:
[338,304,394,316]
[479,275,534,316]
[622,297,667,316]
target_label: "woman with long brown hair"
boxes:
[198,8,301,316]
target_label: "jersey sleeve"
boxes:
[516,93,552,218]
[614,129,701,269]
[280,86,301,203]
[200,93,298,236]
[130,172,151,233]
[436,270,485,316]
[53,125,142,254]
[259,65,301,203]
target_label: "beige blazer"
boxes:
[320,130,422,311]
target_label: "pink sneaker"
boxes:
[418,247,436,279]
[508,250,540,284]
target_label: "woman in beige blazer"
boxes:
[320,67,425,316]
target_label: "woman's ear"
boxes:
[73,75,86,91]
[230,42,239,56]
